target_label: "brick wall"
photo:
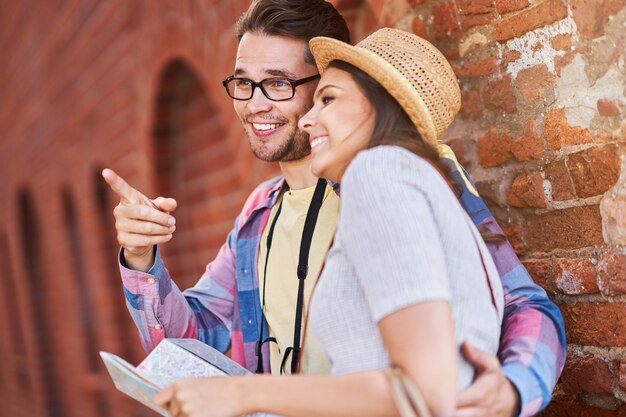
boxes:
[0,1,624,417]
[334,0,626,415]
[0,1,272,417]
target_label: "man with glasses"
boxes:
[103,1,565,416]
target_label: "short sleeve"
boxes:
[339,147,452,322]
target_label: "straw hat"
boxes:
[309,28,461,151]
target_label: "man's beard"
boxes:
[247,124,312,162]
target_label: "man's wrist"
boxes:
[121,246,156,272]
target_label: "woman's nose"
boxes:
[298,107,316,132]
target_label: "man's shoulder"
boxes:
[238,175,285,224]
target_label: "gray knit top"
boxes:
[310,145,504,389]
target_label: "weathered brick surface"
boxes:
[571,0,626,40]
[544,109,593,150]
[544,160,576,201]
[619,360,626,392]
[460,89,482,119]
[597,99,622,117]
[495,0,530,14]
[432,2,462,40]
[554,257,599,295]
[515,64,555,105]
[507,172,546,208]
[561,302,626,347]
[560,354,614,395]
[511,120,543,161]
[541,400,626,417]
[483,74,517,112]
[477,128,512,167]
[524,205,604,252]
[453,56,499,78]
[493,0,568,41]
[550,34,572,51]
[597,253,626,296]
[568,146,620,198]
[455,0,496,29]
[523,258,553,292]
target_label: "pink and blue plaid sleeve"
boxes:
[119,222,239,354]
[446,160,566,417]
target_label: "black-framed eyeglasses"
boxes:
[222,74,320,101]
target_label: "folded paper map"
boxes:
[100,338,266,416]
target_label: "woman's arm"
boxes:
[154,300,456,417]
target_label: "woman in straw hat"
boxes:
[155,28,504,417]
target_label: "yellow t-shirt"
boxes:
[258,183,339,375]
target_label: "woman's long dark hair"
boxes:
[329,60,503,243]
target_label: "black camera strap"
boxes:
[256,178,327,374]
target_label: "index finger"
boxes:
[102,168,145,205]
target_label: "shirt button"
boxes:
[154,324,162,330]
[147,277,156,284]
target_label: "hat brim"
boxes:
[309,36,438,150]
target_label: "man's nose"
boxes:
[246,86,272,113]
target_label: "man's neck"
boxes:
[279,155,318,190]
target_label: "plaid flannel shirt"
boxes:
[120,154,566,417]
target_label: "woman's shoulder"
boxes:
[343,145,441,189]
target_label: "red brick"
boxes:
[432,2,462,40]
[541,400,625,417]
[602,192,626,246]
[495,0,530,14]
[571,0,626,40]
[483,74,517,112]
[454,56,499,78]
[411,16,428,39]
[543,109,592,150]
[568,146,620,198]
[544,160,576,201]
[502,49,522,67]
[550,34,572,51]
[561,302,626,347]
[502,223,525,256]
[407,0,426,5]
[523,258,553,292]
[511,120,543,161]
[597,253,626,296]
[597,99,622,117]
[455,0,496,29]
[554,257,599,295]
[515,64,555,104]
[493,0,568,41]
[460,89,482,119]
[477,128,512,167]
[554,51,577,76]
[560,354,613,395]
[524,205,604,252]
[507,172,546,208]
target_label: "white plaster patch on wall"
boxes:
[503,16,578,78]
[555,54,626,128]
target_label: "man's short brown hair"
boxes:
[236,0,350,65]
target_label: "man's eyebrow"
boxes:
[233,68,296,78]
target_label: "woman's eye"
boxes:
[322,96,334,104]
